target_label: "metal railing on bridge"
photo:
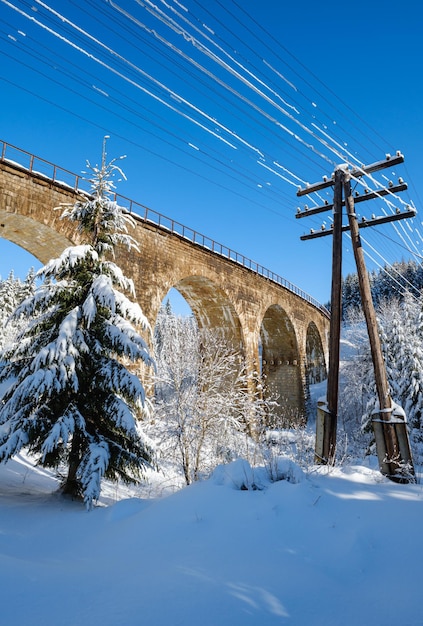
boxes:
[0,140,329,317]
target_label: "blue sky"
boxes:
[0,0,422,307]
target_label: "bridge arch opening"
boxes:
[260,304,304,423]
[152,275,244,388]
[0,239,42,280]
[152,276,245,417]
[160,275,244,353]
[305,321,327,386]
[161,287,192,318]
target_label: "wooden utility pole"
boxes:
[343,173,414,479]
[321,169,343,463]
[297,153,415,480]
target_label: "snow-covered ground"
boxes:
[1,451,422,626]
[1,323,422,625]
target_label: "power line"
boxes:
[1,0,421,288]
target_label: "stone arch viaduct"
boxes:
[0,141,329,417]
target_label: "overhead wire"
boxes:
[2,0,332,196]
[1,0,421,294]
[184,1,423,246]
[7,0,354,182]
[0,36,302,214]
[360,234,421,299]
[1,21,318,226]
[226,0,390,156]
[10,1,417,190]
[200,0,423,276]
[188,0,382,166]
[70,0,329,179]
[27,0,324,185]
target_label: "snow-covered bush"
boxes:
[151,305,276,485]
[211,457,304,491]
[0,142,154,508]
[260,424,316,479]
[212,459,261,490]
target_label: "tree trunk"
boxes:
[61,431,83,499]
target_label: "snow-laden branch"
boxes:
[39,246,99,279]
[102,317,153,366]
[96,359,147,408]
[80,439,110,509]
[40,407,78,458]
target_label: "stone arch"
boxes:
[305,321,327,385]
[156,275,244,355]
[150,275,245,402]
[0,213,75,264]
[260,304,303,419]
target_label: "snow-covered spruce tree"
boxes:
[341,295,423,464]
[0,269,35,351]
[0,141,154,508]
[0,271,18,350]
[390,292,423,465]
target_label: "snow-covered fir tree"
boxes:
[0,271,18,349]
[0,140,154,508]
[341,273,361,318]
[0,269,36,350]
[342,259,423,319]
[20,267,36,301]
[395,292,423,432]
[342,294,423,465]
[0,270,18,317]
